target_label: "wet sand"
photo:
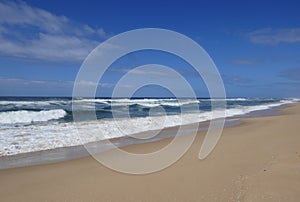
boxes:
[0,103,299,201]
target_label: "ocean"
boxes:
[0,97,298,159]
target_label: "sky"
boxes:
[0,0,299,98]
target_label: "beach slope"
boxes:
[0,103,299,201]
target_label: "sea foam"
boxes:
[0,109,67,125]
[0,98,299,156]
[0,99,296,156]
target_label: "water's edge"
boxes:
[0,104,287,170]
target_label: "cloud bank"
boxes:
[0,1,108,61]
[248,28,300,45]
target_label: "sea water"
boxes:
[0,97,298,157]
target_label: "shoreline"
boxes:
[0,102,299,201]
[0,104,285,169]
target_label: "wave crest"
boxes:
[0,109,67,125]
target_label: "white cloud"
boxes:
[248,28,300,45]
[97,28,108,38]
[0,77,70,85]
[0,1,109,61]
[75,80,114,88]
[111,66,175,77]
[0,77,114,88]
[231,58,257,65]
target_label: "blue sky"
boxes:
[0,0,299,97]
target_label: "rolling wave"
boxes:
[0,97,299,156]
[0,109,67,125]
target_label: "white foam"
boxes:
[161,100,199,107]
[76,98,186,108]
[226,98,248,101]
[0,100,70,106]
[0,99,297,156]
[75,99,108,104]
[137,103,161,108]
[205,98,248,101]
[0,109,67,125]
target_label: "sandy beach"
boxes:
[0,103,299,202]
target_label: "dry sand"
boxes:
[0,103,299,202]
